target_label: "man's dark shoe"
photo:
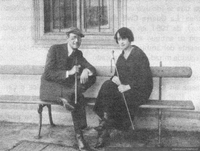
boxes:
[59,97,74,112]
[76,133,90,151]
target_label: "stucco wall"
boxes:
[0,0,35,65]
[126,0,200,111]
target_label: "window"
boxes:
[44,0,77,33]
[34,0,127,48]
[84,0,110,33]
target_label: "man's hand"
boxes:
[68,65,81,76]
[112,76,121,86]
[80,69,89,84]
[118,84,131,93]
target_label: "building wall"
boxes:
[0,0,200,131]
[126,0,200,110]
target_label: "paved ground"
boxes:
[0,121,200,151]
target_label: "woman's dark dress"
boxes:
[93,45,153,130]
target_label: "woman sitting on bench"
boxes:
[93,27,153,148]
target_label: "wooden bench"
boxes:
[0,62,195,146]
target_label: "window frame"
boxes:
[33,0,127,49]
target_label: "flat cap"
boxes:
[66,27,84,38]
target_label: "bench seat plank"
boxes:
[0,95,195,110]
[0,95,59,105]
[140,100,195,110]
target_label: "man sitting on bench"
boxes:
[40,27,96,151]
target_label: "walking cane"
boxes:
[74,56,78,104]
[111,50,135,130]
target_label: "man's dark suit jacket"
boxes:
[40,43,96,102]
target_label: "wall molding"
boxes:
[33,0,127,49]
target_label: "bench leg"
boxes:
[47,104,56,127]
[35,104,44,139]
[157,109,164,147]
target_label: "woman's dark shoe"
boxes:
[94,112,112,132]
[94,119,106,132]
[94,112,111,148]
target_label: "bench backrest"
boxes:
[0,64,192,99]
[0,65,192,78]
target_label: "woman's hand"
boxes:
[118,84,131,93]
[112,76,121,86]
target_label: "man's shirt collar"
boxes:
[67,43,74,56]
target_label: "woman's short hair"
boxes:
[114,27,134,44]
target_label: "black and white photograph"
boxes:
[0,0,200,151]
